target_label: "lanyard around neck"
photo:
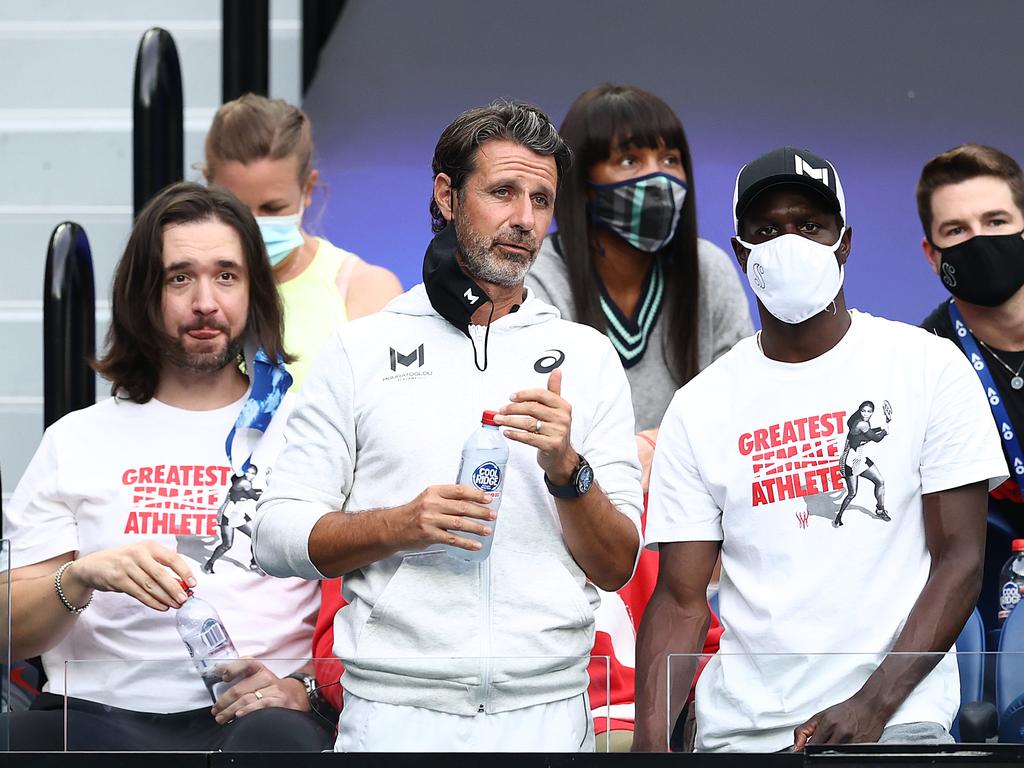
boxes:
[947,300,1024,480]
[225,346,293,473]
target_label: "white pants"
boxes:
[335,691,595,752]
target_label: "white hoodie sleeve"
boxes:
[253,329,357,579]
[575,335,645,568]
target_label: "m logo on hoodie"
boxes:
[390,344,425,371]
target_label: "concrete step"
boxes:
[3,0,299,23]
[0,113,210,207]
[0,21,299,111]
[0,302,110,397]
[0,206,130,303]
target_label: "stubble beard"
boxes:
[455,207,538,288]
[161,322,245,374]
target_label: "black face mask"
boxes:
[422,223,494,370]
[938,232,1024,307]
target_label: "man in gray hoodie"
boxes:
[253,102,644,752]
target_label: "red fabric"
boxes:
[992,477,1024,504]
[588,497,722,734]
[313,577,346,713]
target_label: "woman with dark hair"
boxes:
[526,84,747,751]
[527,84,752,487]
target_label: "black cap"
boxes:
[733,146,846,232]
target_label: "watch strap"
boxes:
[545,455,590,499]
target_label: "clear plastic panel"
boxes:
[663,650,1024,753]
[62,654,608,752]
[0,539,9,752]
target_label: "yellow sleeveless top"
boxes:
[278,238,356,390]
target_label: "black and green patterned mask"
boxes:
[589,172,688,252]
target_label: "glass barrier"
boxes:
[26,648,1024,753]
[0,539,9,752]
[57,655,609,752]
[661,650,1024,753]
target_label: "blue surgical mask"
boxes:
[256,208,304,266]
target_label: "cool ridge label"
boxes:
[472,462,502,492]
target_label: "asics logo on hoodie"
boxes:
[534,349,565,374]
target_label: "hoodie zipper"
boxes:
[469,323,493,715]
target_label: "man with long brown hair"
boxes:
[4,182,330,750]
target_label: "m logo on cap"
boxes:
[794,154,829,186]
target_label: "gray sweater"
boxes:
[526,237,754,431]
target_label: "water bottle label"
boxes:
[199,618,230,653]
[1000,581,1022,612]
[471,461,502,492]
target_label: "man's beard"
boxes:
[454,206,538,287]
[161,321,244,374]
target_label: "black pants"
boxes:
[8,693,335,751]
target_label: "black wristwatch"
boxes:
[545,455,594,499]
[286,672,337,720]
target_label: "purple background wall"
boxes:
[302,0,1024,327]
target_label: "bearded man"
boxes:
[252,102,644,753]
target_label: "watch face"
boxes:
[576,464,594,495]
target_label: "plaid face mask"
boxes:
[590,172,688,252]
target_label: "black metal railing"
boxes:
[43,223,96,429]
[133,27,183,218]
[302,0,346,94]
[223,0,269,101]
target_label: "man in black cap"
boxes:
[632,147,1007,752]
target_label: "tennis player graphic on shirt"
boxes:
[202,464,263,573]
[833,400,893,528]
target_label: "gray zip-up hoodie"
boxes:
[253,284,643,716]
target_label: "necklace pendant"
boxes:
[1013,376,1024,391]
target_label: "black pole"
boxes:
[133,27,184,218]
[223,0,269,101]
[302,0,346,94]
[43,223,96,429]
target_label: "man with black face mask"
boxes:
[252,101,644,752]
[633,147,1006,753]
[919,143,1024,621]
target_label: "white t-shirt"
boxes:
[5,394,319,713]
[645,311,1008,753]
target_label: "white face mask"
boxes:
[737,230,846,325]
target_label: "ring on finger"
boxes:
[253,689,264,701]
[534,419,543,434]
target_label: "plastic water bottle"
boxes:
[175,580,240,702]
[443,410,509,562]
[998,539,1024,626]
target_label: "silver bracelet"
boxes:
[54,561,91,615]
